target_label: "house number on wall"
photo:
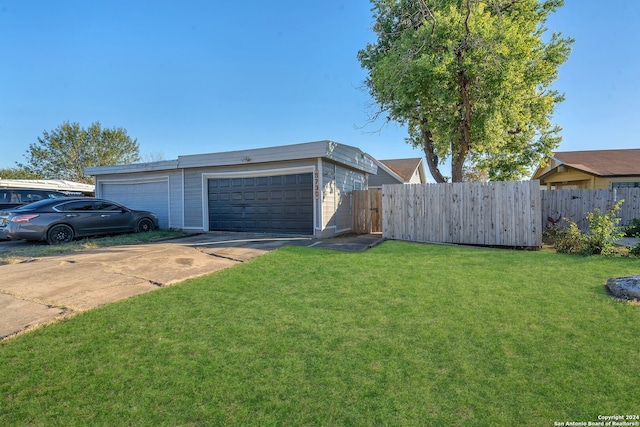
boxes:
[314,170,320,200]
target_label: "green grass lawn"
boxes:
[1,241,639,426]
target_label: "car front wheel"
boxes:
[136,218,154,233]
[47,224,74,245]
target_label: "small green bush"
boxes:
[621,218,640,237]
[548,200,626,256]
[552,221,586,254]
[584,200,625,255]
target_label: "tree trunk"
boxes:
[452,47,471,182]
[420,126,447,183]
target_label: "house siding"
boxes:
[408,169,422,184]
[321,161,336,229]
[369,168,402,188]
[334,164,366,232]
[320,160,366,234]
[183,169,204,229]
[539,170,639,190]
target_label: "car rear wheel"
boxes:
[136,218,154,233]
[47,224,74,245]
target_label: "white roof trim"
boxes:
[0,179,95,192]
[86,140,378,176]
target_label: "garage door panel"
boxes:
[101,181,169,229]
[270,190,283,200]
[300,206,314,215]
[208,173,313,234]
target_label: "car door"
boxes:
[94,201,135,233]
[58,200,104,235]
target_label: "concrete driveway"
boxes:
[0,232,384,340]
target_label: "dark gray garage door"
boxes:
[208,173,313,234]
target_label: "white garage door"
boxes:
[101,181,169,229]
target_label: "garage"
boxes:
[101,180,170,229]
[208,173,313,234]
[87,141,378,237]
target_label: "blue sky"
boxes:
[1,1,638,179]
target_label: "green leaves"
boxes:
[19,121,140,184]
[359,0,573,182]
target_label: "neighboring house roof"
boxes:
[0,179,95,193]
[536,149,640,179]
[369,158,427,188]
[380,158,425,182]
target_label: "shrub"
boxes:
[553,221,586,254]
[548,201,626,256]
[584,200,625,255]
[621,218,640,237]
[542,224,563,246]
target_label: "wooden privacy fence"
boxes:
[353,184,640,246]
[381,181,542,248]
[541,187,640,231]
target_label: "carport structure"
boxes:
[86,141,378,238]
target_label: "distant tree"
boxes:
[0,166,41,180]
[19,121,140,184]
[358,0,573,182]
[142,150,166,163]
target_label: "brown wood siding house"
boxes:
[532,149,640,189]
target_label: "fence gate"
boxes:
[353,189,382,234]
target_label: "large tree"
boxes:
[19,121,140,184]
[358,0,573,182]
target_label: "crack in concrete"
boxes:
[205,252,246,263]
[107,271,165,287]
[0,289,78,312]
